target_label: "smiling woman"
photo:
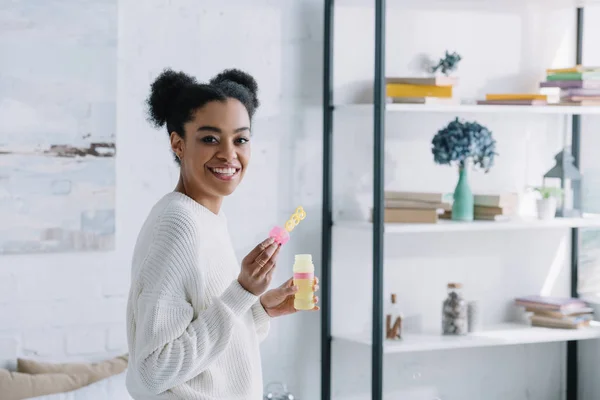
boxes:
[146,68,259,213]
[125,68,319,400]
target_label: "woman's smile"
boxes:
[207,164,241,181]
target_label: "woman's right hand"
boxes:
[238,237,281,296]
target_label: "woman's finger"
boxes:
[258,255,278,279]
[280,277,294,288]
[254,243,279,269]
[245,237,275,263]
[313,284,320,292]
[284,285,298,296]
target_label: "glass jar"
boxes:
[442,283,467,335]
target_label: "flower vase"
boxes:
[452,167,473,221]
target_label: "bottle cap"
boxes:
[294,254,312,263]
[391,293,397,303]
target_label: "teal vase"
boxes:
[452,167,473,221]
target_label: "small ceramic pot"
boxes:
[537,197,557,220]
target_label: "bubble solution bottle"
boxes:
[293,254,315,310]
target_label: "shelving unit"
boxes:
[335,321,600,353]
[335,103,600,115]
[320,1,600,400]
[335,215,600,234]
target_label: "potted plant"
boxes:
[533,186,563,220]
[432,117,497,221]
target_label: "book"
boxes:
[485,94,547,101]
[385,198,451,211]
[540,80,600,89]
[515,295,588,311]
[546,65,600,74]
[385,76,457,86]
[524,306,594,318]
[371,208,440,224]
[560,88,600,97]
[546,71,600,81]
[473,193,519,208]
[385,191,450,203]
[562,96,600,102]
[474,205,516,216]
[387,96,459,105]
[477,99,547,106]
[473,214,512,221]
[530,315,590,329]
[385,84,453,99]
[554,100,600,106]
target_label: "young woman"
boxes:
[125,68,318,399]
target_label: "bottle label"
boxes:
[293,272,314,280]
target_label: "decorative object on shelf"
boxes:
[432,117,497,221]
[264,382,295,400]
[542,147,582,217]
[442,283,468,335]
[533,186,563,220]
[431,50,462,76]
[385,293,403,340]
[467,301,480,333]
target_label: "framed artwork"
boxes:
[0,0,117,254]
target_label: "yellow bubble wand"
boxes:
[269,206,307,245]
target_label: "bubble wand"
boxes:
[269,206,307,245]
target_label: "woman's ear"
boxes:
[170,131,184,160]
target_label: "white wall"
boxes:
[2,1,600,400]
[0,0,324,398]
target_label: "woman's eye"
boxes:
[201,136,218,144]
[236,137,249,144]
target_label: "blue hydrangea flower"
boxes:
[431,117,497,172]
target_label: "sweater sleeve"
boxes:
[251,300,271,342]
[130,213,258,395]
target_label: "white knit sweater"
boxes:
[125,192,270,400]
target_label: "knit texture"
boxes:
[125,192,270,400]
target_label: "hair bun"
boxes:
[209,69,259,109]
[147,68,197,127]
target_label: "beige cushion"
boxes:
[17,354,128,385]
[0,368,90,400]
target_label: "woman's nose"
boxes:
[217,142,237,161]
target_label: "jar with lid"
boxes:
[442,283,467,335]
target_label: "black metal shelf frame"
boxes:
[321,2,586,399]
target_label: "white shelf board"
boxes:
[335,215,600,233]
[334,103,600,115]
[334,322,600,353]
[336,0,600,11]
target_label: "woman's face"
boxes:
[171,98,251,202]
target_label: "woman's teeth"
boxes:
[211,167,236,176]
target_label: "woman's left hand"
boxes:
[260,277,320,317]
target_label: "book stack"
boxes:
[440,193,519,221]
[476,93,548,106]
[473,193,519,221]
[371,191,452,224]
[515,295,594,329]
[540,66,600,106]
[385,76,458,105]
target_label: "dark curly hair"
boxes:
[146,68,260,163]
